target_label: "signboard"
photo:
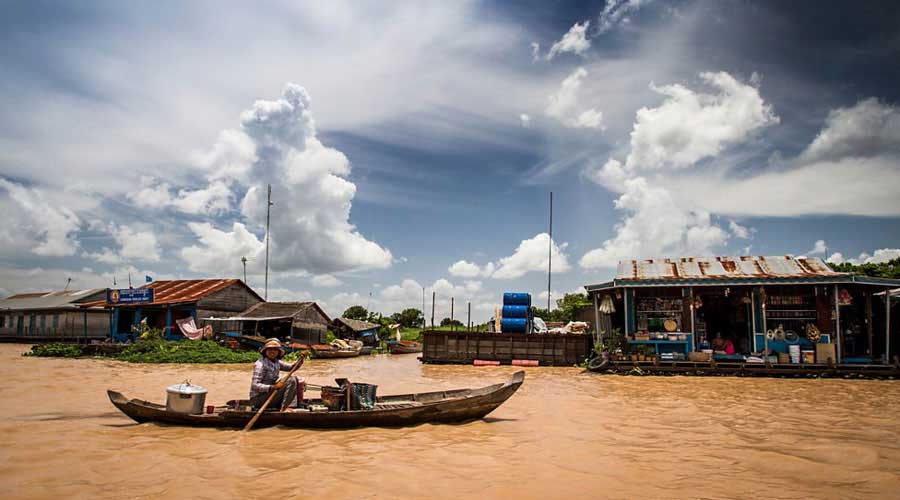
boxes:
[107,288,155,305]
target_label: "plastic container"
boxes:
[788,345,801,364]
[502,292,532,307]
[501,305,529,318]
[501,318,528,333]
[166,383,208,414]
[802,350,815,364]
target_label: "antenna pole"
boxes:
[548,191,553,312]
[241,257,248,285]
[264,184,273,300]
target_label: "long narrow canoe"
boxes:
[388,340,422,354]
[107,371,524,429]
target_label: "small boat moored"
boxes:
[388,340,422,354]
[107,371,525,429]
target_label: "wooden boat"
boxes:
[313,340,363,359]
[107,371,525,429]
[388,340,422,354]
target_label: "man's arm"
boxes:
[250,362,272,393]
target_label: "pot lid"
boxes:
[166,382,208,394]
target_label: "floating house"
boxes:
[332,317,381,345]
[83,279,263,341]
[0,289,109,342]
[585,256,900,367]
[203,301,331,345]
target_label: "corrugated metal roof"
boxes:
[334,317,379,332]
[80,279,263,307]
[240,301,330,323]
[616,256,843,281]
[0,289,106,311]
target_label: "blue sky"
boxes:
[1,0,899,321]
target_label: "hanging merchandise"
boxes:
[838,288,852,306]
[599,295,616,314]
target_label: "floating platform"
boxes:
[593,358,900,378]
[421,330,591,366]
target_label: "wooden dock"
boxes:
[421,330,591,366]
[594,358,900,378]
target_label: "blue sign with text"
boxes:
[107,288,155,305]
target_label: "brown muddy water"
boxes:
[1,344,899,499]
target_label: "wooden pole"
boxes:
[834,284,842,363]
[547,191,553,312]
[887,290,892,362]
[866,291,873,357]
[431,291,435,329]
[264,184,273,300]
[451,297,455,331]
[593,291,600,345]
[467,302,471,331]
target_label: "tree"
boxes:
[555,292,591,321]
[396,308,424,328]
[828,258,900,279]
[440,317,463,327]
[342,305,369,321]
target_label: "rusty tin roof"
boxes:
[616,256,843,281]
[81,279,262,307]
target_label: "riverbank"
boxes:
[2,343,900,499]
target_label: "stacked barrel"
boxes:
[501,292,532,333]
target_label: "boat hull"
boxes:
[107,371,524,429]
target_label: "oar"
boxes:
[243,357,304,432]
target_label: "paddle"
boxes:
[243,355,305,432]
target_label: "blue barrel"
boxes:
[501,318,528,333]
[502,305,529,318]
[503,292,532,307]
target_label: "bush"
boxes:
[117,339,259,364]
[26,343,84,358]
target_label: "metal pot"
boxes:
[166,383,208,414]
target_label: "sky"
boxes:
[1,0,899,322]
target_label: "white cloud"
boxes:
[0,179,81,257]
[809,239,828,255]
[180,222,265,275]
[530,42,541,62]
[597,0,655,34]
[0,264,172,297]
[625,71,779,171]
[87,224,162,264]
[728,220,753,240]
[826,248,900,266]
[311,274,342,288]
[448,260,484,278]
[801,98,900,163]
[493,233,571,279]
[520,113,531,127]
[545,67,605,129]
[547,21,591,60]
[580,177,728,269]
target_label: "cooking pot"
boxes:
[166,382,208,414]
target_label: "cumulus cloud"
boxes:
[162,83,392,275]
[801,98,900,163]
[492,233,571,279]
[86,224,161,264]
[580,177,728,269]
[827,248,900,266]
[520,113,531,127]
[180,222,265,275]
[0,179,80,257]
[547,21,591,60]
[449,234,570,280]
[625,72,778,171]
[809,239,828,255]
[545,67,605,129]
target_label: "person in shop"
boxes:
[711,332,735,355]
[249,338,305,411]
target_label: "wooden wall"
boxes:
[197,283,262,314]
[0,309,109,341]
[422,331,591,366]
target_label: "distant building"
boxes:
[82,279,263,341]
[0,289,109,342]
[332,317,381,345]
[203,301,332,345]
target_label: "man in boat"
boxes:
[250,338,305,411]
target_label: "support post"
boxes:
[887,290,892,363]
[431,291,435,329]
[866,291,873,357]
[593,291,600,345]
[834,284,842,363]
[451,297,455,332]
[467,302,471,331]
[166,306,173,341]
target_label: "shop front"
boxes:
[587,256,900,367]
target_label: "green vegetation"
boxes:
[117,339,260,363]
[26,343,84,358]
[342,305,369,321]
[531,292,591,322]
[440,317,464,328]
[390,308,424,328]
[829,258,900,279]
